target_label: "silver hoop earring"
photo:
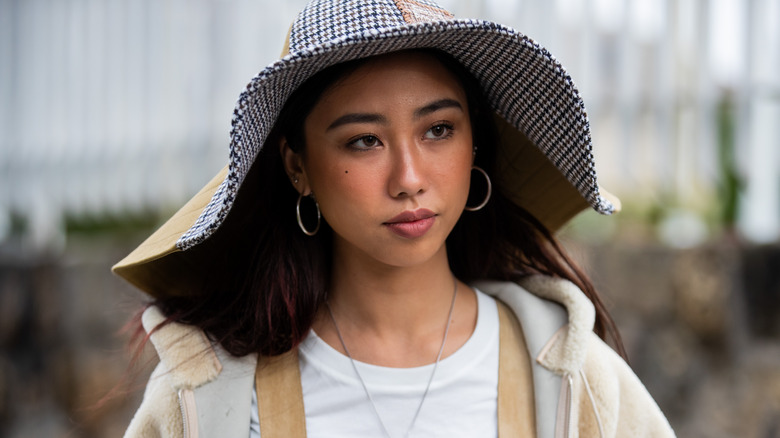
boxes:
[296,193,321,236]
[464,166,492,212]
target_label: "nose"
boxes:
[388,141,426,199]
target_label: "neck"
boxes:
[313,243,477,367]
[328,244,455,333]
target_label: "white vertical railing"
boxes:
[0,0,778,249]
[0,0,310,249]
[738,0,780,242]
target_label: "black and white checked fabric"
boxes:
[177,0,616,250]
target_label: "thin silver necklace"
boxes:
[325,276,458,438]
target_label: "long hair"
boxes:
[146,49,627,360]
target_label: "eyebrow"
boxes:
[413,98,463,119]
[326,98,464,131]
[327,113,387,131]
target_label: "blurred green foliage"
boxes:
[716,93,742,231]
[65,211,162,238]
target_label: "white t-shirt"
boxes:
[250,289,499,438]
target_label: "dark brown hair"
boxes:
[144,49,626,360]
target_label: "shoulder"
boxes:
[124,306,258,438]
[475,276,675,437]
[141,305,224,388]
[124,360,183,438]
[579,334,675,437]
[474,275,594,374]
[139,305,258,388]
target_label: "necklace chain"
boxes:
[326,276,458,438]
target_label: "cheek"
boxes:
[440,146,475,196]
[303,147,351,193]
[308,163,377,221]
[455,162,475,202]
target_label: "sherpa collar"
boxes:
[142,306,223,389]
[476,275,596,376]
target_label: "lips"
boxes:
[383,209,436,239]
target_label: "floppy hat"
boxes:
[113,0,620,297]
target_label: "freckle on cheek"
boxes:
[344,170,349,174]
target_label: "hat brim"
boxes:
[113,19,620,297]
[492,115,620,230]
[112,166,228,295]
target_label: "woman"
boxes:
[115,0,674,436]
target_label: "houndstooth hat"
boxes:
[113,0,620,296]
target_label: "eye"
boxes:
[424,123,454,140]
[348,135,381,150]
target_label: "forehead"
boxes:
[313,51,468,112]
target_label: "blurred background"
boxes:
[1,0,778,436]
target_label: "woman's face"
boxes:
[285,51,474,269]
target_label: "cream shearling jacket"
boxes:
[124,276,675,437]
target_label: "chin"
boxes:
[374,242,448,269]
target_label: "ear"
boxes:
[280,137,311,195]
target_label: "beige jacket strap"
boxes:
[497,300,537,437]
[255,349,307,437]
